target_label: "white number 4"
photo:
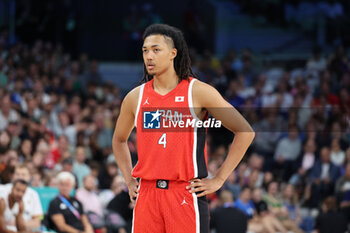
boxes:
[158,133,166,148]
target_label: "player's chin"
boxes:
[147,71,157,76]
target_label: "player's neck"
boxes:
[153,69,179,95]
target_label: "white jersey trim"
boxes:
[188,78,198,178]
[134,84,145,127]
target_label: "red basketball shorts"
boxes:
[132,179,209,233]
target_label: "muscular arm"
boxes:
[188,81,255,196]
[112,87,140,202]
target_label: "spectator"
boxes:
[0,164,42,230]
[336,163,350,197]
[75,175,103,217]
[306,46,327,80]
[330,138,345,167]
[210,190,247,233]
[222,171,241,199]
[290,138,316,186]
[31,170,43,187]
[47,171,93,233]
[307,147,339,208]
[18,139,32,163]
[0,94,19,131]
[252,187,287,233]
[336,163,350,221]
[75,175,106,233]
[264,181,303,233]
[281,184,302,226]
[274,124,302,181]
[98,159,119,190]
[99,175,125,209]
[72,146,91,187]
[315,196,347,233]
[106,178,132,230]
[0,179,28,232]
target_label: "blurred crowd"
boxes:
[0,20,350,232]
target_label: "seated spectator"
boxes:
[252,187,287,233]
[98,159,119,189]
[335,162,350,197]
[76,175,106,233]
[210,190,247,233]
[315,196,347,233]
[281,184,302,227]
[234,187,255,218]
[330,138,345,167]
[264,181,303,233]
[99,175,125,209]
[106,176,131,232]
[305,46,326,85]
[76,175,103,215]
[289,138,316,186]
[0,164,42,230]
[234,187,266,233]
[0,95,20,131]
[273,124,302,181]
[336,163,350,221]
[0,179,29,232]
[222,171,241,199]
[47,171,93,233]
[306,147,339,208]
[73,146,91,187]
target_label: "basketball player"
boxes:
[112,24,255,233]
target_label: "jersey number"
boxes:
[158,133,167,148]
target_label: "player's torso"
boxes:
[133,77,207,181]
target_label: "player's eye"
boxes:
[143,50,148,53]
[154,48,160,52]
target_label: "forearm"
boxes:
[24,216,41,229]
[215,132,255,182]
[58,224,82,233]
[15,214,26,232]
[81,215,93,233]
[113,139,134,183]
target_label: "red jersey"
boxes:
[132,77,208,181]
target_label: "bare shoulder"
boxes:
[124,85,142,103]
[121,85,143,114]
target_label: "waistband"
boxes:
[140,179,190,190]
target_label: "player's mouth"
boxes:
[147,63,155,70]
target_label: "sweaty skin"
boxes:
[112,34,255,203]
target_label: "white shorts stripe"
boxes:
[192,193,200,233]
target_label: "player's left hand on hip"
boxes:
[186,177,224,197]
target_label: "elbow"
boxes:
[57,224,67,233]
[234,129,255,144]
[246,125,255,142]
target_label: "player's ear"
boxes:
[170,48,177,60]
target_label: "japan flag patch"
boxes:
[175,96,184,102]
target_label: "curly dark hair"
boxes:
[141,24,197,83]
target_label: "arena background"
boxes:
[0,0,350,232]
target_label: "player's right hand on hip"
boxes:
[127,177,139,204]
